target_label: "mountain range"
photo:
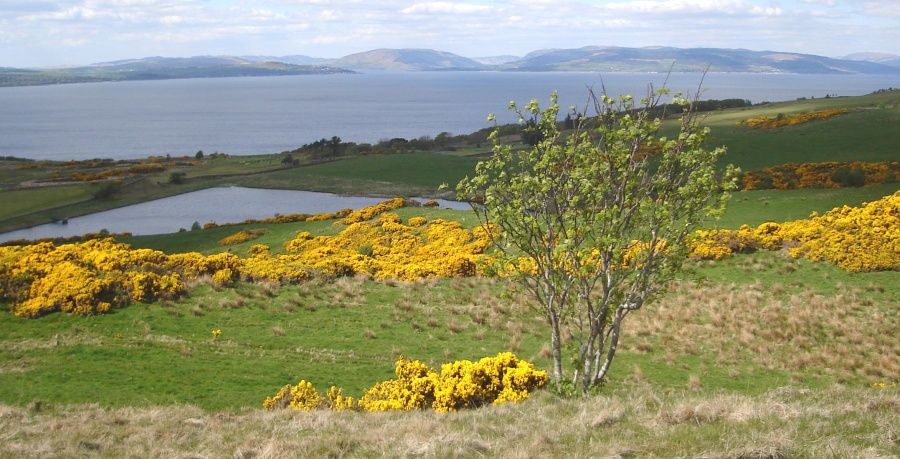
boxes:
[0,56,351,87]
[3,46,898,87]
[842,52,900,68]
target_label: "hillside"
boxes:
[1,87,898,457]
[843,52,900,68]
[4,46,899,88]
[331,48,485,71]
[502,46,900,73]
[0,56,353,87]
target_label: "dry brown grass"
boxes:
[624,280,900,383]
[1,386,896,458]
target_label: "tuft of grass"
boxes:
[0,385,896,457]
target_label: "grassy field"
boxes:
[3,385,896,457]
[1,201,897,456]
[688,91,900,170]
[229,153,480,196]
[1,250,896,408]
[713,182,900,228]
[0,247,896,456]
[0,185,98,222]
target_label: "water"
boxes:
[1,72,897,160]
[0,187,471,242]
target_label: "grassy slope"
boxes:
[713,182,899,228]
[230,153,479,196]
[2,200,897,410]
[0,255,892,410]
[2,385,896,458]
[696,91,900,170]
[0,186,98,221]
[1,198,896,458]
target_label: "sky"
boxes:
[1,0,898,68]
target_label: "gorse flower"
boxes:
[3,195,893,319]
[262,353,547,413]
[741,108,848,130]
[689,192,899,272]
[741,161,898,190]
[0,199,493,318]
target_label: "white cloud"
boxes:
[604,0,746,14]
[401,2,492,14]
[0,0,897,67]
[863,1,900,17]
[750,5,782,16]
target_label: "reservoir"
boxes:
[0,187,471,242]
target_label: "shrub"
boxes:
[211,268,234,287]
[689,192,899,272]
[741,108,848,129]
[218,229,265,246]
[741,161,897,190]
[831,167,866,188]
[168,172,186,184]
[264,353,547,413]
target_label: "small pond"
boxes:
[0,186,471,242]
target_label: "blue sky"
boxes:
[1,0,898,67]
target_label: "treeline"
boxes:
[278,129,498,163]
[277,98,758,163]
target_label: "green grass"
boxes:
[712,183,899,228]
[688,92,900,170]
[0,279,546,409]
[687,250,900,303]
[2,248,895,410]
[230,153,480,196]
[0,185,98,222]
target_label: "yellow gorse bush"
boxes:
[690,192,900,272]
[281,214,493,280]
[0,239,186,317]
[741,108,848,130]
[340,197,408,224]
[217,230,265,246]
[0,199,492,317]
[263,353,547,413]
[741,161,899,190]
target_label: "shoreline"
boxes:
[0,185,465,242]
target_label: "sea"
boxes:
[1,71,897,161]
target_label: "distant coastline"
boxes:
[3,45,899,88]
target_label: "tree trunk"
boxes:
[594,308,624,384]
[549,311,563,381]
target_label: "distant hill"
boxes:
[5,46,898,88]
[471,55,521,65]
[842,52,900,68]
[0,56,353,87]
[331,48,485,71]
[500,46,900,74]
[241,54,330,66]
